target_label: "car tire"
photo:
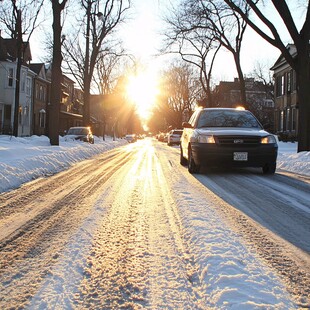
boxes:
[180,146,188,166]
[262,162,276,174]
[188,147,200,174]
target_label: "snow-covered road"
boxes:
[0,138,309,309]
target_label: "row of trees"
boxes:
[1,1,309,151]
[163,0,310,152]
[0,0,137,144]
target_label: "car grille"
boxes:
[216,136,261,146]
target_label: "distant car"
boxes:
[125,134,137,143]
[65,126,94,144]
[180,108,278,174]
[157,132,166,142]
[167,129,183,146]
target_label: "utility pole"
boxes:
[12,8,22,137]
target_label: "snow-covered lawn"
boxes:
[0,135,308,193]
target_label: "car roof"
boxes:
[199,107,247,111]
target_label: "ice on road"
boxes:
[0,138,309,309]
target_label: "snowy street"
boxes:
[0,138,309,309]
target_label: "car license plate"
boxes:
[233,152,248,161]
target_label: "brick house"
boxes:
[270,44,298,141]
[213,77,274,128]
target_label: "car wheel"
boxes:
[262,162,276,174]
[188,147,200,174]
[180,146,188,166]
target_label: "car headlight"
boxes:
[190,134,215,143]
[261,135,277,144]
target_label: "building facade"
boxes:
[270,44,298,141]
[29,63,50,136]
[213,77,274,129]
[0,36,34,136]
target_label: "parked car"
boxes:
[65,126,94,144]
[167,129,183,146]
[157,132,166,142]
[125,134,137,143]
[180,108,278,174]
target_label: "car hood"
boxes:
[196,127,271,137]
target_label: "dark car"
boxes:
[65,126,94,144]
[180,108,278,174]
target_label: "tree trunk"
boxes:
[296,47,310,152]
[48,3,63,146]
[234,53,247,108]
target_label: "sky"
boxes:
[29,0,293,82]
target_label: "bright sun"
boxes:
[126,71,159,122]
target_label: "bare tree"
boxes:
[157,61,199,129]
[168,0,249,107]
[223,0,310,151]
[164,10,221,107]
[49,0,68,145]
[62,0,131,127]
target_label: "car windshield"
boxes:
[67,128,88,135]
[197,110,261,129]
[173,130,183,135]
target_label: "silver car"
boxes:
[167,129,183,146]
[180,108,278,174]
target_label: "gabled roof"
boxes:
[29,63,48,80]
[270,44,296,71]
[0,36,32,63]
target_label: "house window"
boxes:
[39,109,46,128]
[281,75,285,95]
[287,71,292,93]
[26,77,32,96]
[8,68,14,87]
[21,71,26,91]
[276,75,285,97]
[39,85,46,101]
[36,84,39,99]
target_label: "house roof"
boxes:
[29,63,44,74]
[0,36,32,63]
[270,44,296,71]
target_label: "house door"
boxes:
[2,105,12,134]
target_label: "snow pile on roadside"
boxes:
[0,135,309,194]
[0,135,127,193]
[277,144,310,174]
[162,160,297,308]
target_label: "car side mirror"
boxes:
[182,122,192,128]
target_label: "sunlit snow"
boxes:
[0,135,308,308]
[0,135,308,193]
